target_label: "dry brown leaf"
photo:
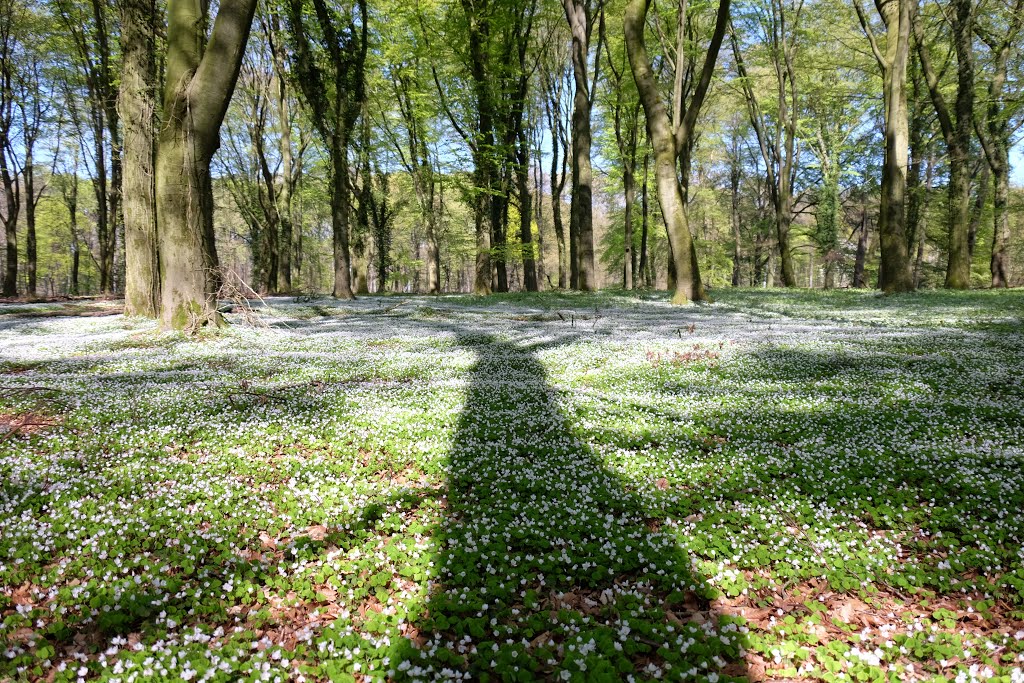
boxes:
[259,532,278,550]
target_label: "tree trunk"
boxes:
[564,0,596,291]
[913,0,974,289]
[23,153,36,296]
[272,16,294,293]
[968,162,989,259]
[517,130,538,292]
[330,133,355,299]
[730,153,742,287]
[623,162,635,290]
[854,208,869,288]
[120,0,160,316]
[550,114,567,289]
[914,152,932,288]
[875,0,914,293]
[156,0,257,329]
[626,0,727,303]
[905,55,925,256]
[990,152,1010,287]
[65,173,80,296]
[1,176,15,296]
[639,152,650,287]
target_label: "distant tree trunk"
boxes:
[156,0,257,329]
[120,0,160,316]
[22,153,36,296]
[60,167,81,296]
[973,0,1023,288]
[626,0,728,303]
[732,2,799,288]
[855,0,914,293]
[517,127,538,292]
[270,15,294,293]
[563,0,599,291]
[730,145,742,288]
[968,163,989,259]
[639,152,650,287]
[462,1,494,295]
[905,55,925,258]
[329,132,355,298]
[546,80,569,289]
[285,0,366,300]
[988,151,1010,288]
[914,0,974,289]
[854,207,869,288]
[0,166,16,297]
[532,130,546,289]
[914,152,933,288]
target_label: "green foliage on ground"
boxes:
[1,289,1022,682]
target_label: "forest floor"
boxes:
[1,288,1022,683]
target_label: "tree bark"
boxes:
[968,162,989,259]
[0,29,17,298]
[731,1,799,288]
[855,0,914,293]
[639,152,650,287]
[156,0,257,329]
[517,126,538,292]
[854,207,869,288]
[913,0,974,289]
[120,0,160,316]
[914,152,932,288]
[626,0,728,303]
[730,138,743,287]
[973,0,1023,288]
[563,0,598,291]
[269,15,295,293]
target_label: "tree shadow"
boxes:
[390,333,748,681]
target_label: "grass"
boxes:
[0,288,1022,682]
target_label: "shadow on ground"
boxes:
[389,333,747,681]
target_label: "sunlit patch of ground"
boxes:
[1,289,1022,682]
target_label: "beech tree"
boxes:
[913,0,975,289]
[0,0,19,297]
[624,0,730,303]
[119,0,160,316]
[285,0,368,300]
[730,0,803,288]
[155,0,258,328]
[563,0,602,290]
[854,0,915,293]
[973,0,1024,288]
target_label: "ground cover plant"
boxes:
[1,289,1023,682]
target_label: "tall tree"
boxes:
[854,0,914,292]
[563,0,602,290]
[268,14,300,293]
[119,0,161,316]
[286,0,368,300]
[603,14,642,289]
[973,0,1024,288]
[625,0,730,303]
[538,30,571,289]
[731,0,803,288]
[913,0,975,289]
[55,0,122,293]
[0,0,19,297]
[155,0,258,328]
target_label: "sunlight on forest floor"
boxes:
[1,289,1022,682]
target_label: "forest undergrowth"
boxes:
[1,289,1022,682]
